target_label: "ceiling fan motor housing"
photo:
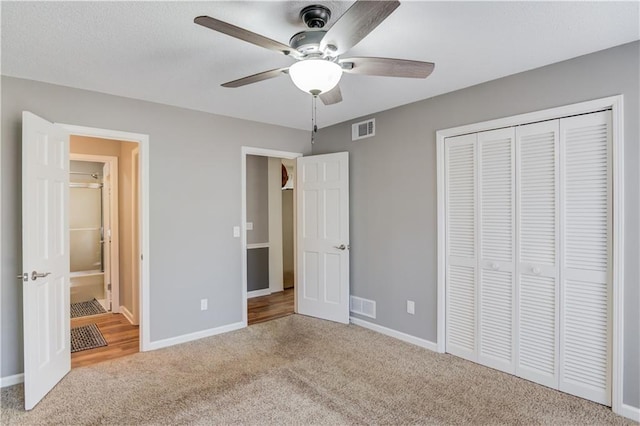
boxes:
[289,30,327,56]
[300,5,331,28]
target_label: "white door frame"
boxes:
[241,147,302,326]
[436,95,625,416]
[58,123,151,352]
[69,153,120,313]
[131,146,141,325]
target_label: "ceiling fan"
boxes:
[194,1,435,105]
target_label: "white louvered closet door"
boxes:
[515,120,560,389]
[559,111,612,405]
[445,133,477,361]
[477,128,516,374]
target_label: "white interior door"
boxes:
[444,133,478,361]
[558,111,612,405]
[22,111,71,410]
[296,152,349,324]
[443,109,613,407]
[515,119,560,389]
[477,128,516,374]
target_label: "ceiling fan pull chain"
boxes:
[311,95,318,144]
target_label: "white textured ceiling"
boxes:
[2,1,638,130]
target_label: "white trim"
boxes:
[0,373,24,388]
[131,146,141,326]
[436,96,622,139]
[241,147,302,327]
[146,321,244,351]
[436,95,625,413]
[0,65,2,394]
[350,317,438,352]
[247,289,272,299]
[69,153,120,313]
[436,133,446,353]
[247,243,270,249]
[620,404,640,422]
[610,96,625,417]
[120,305,135,325]
[58,123,151,352]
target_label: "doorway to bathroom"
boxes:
[69,135,140,367]
[69,156,116,313]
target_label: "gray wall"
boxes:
[1,76,310,377]
[247,248,269,292]
[314,41,640,408]
[246,155,269,245]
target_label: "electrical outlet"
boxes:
[246,222,253,230]
[201,298,208,311]
[233,226,240,238]
[407,300,415,315]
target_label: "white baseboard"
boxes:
[350,317,438,352]
[247,289,271,299]
[247,243,269,249]
[0,373,24,388]
[120,306,135,325]
[619,403,640,422]
[146,321,245,351]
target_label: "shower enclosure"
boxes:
[69,161,110,311]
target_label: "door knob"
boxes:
[531,266,541,275]
[334,244,348,251]
[31,271,51,281]
[491,262,500,271]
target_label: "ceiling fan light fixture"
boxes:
[289,59,342,96]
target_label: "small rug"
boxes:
[71,324,107,353]
[70,299,107,318]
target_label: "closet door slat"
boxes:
[515,120,560,389]
[559,110,612,405]
[477,128,516,373]
[445,134,477,361]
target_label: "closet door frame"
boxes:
[436,95,624,415]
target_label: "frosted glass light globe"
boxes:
[289,60,342,96]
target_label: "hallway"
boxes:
[248,289,294,325]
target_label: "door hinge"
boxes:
[107,283,112,291]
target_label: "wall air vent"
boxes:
[350,295,376,318]
[352,118,375,141]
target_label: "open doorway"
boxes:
[69,135,140,367]
[241,148,302,326]
[69,156,116,313]
[21,113,151,409]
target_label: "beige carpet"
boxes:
[0,315,632,425]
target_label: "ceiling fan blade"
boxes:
[320,0,400,56]
[319,85,343,105]
[222,67,289,88]
[340,57,435,78]
[195,16,301,59]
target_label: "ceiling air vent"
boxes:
[352,118,375,141]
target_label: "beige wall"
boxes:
[70,135,139,316]
[281,189,294,288]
